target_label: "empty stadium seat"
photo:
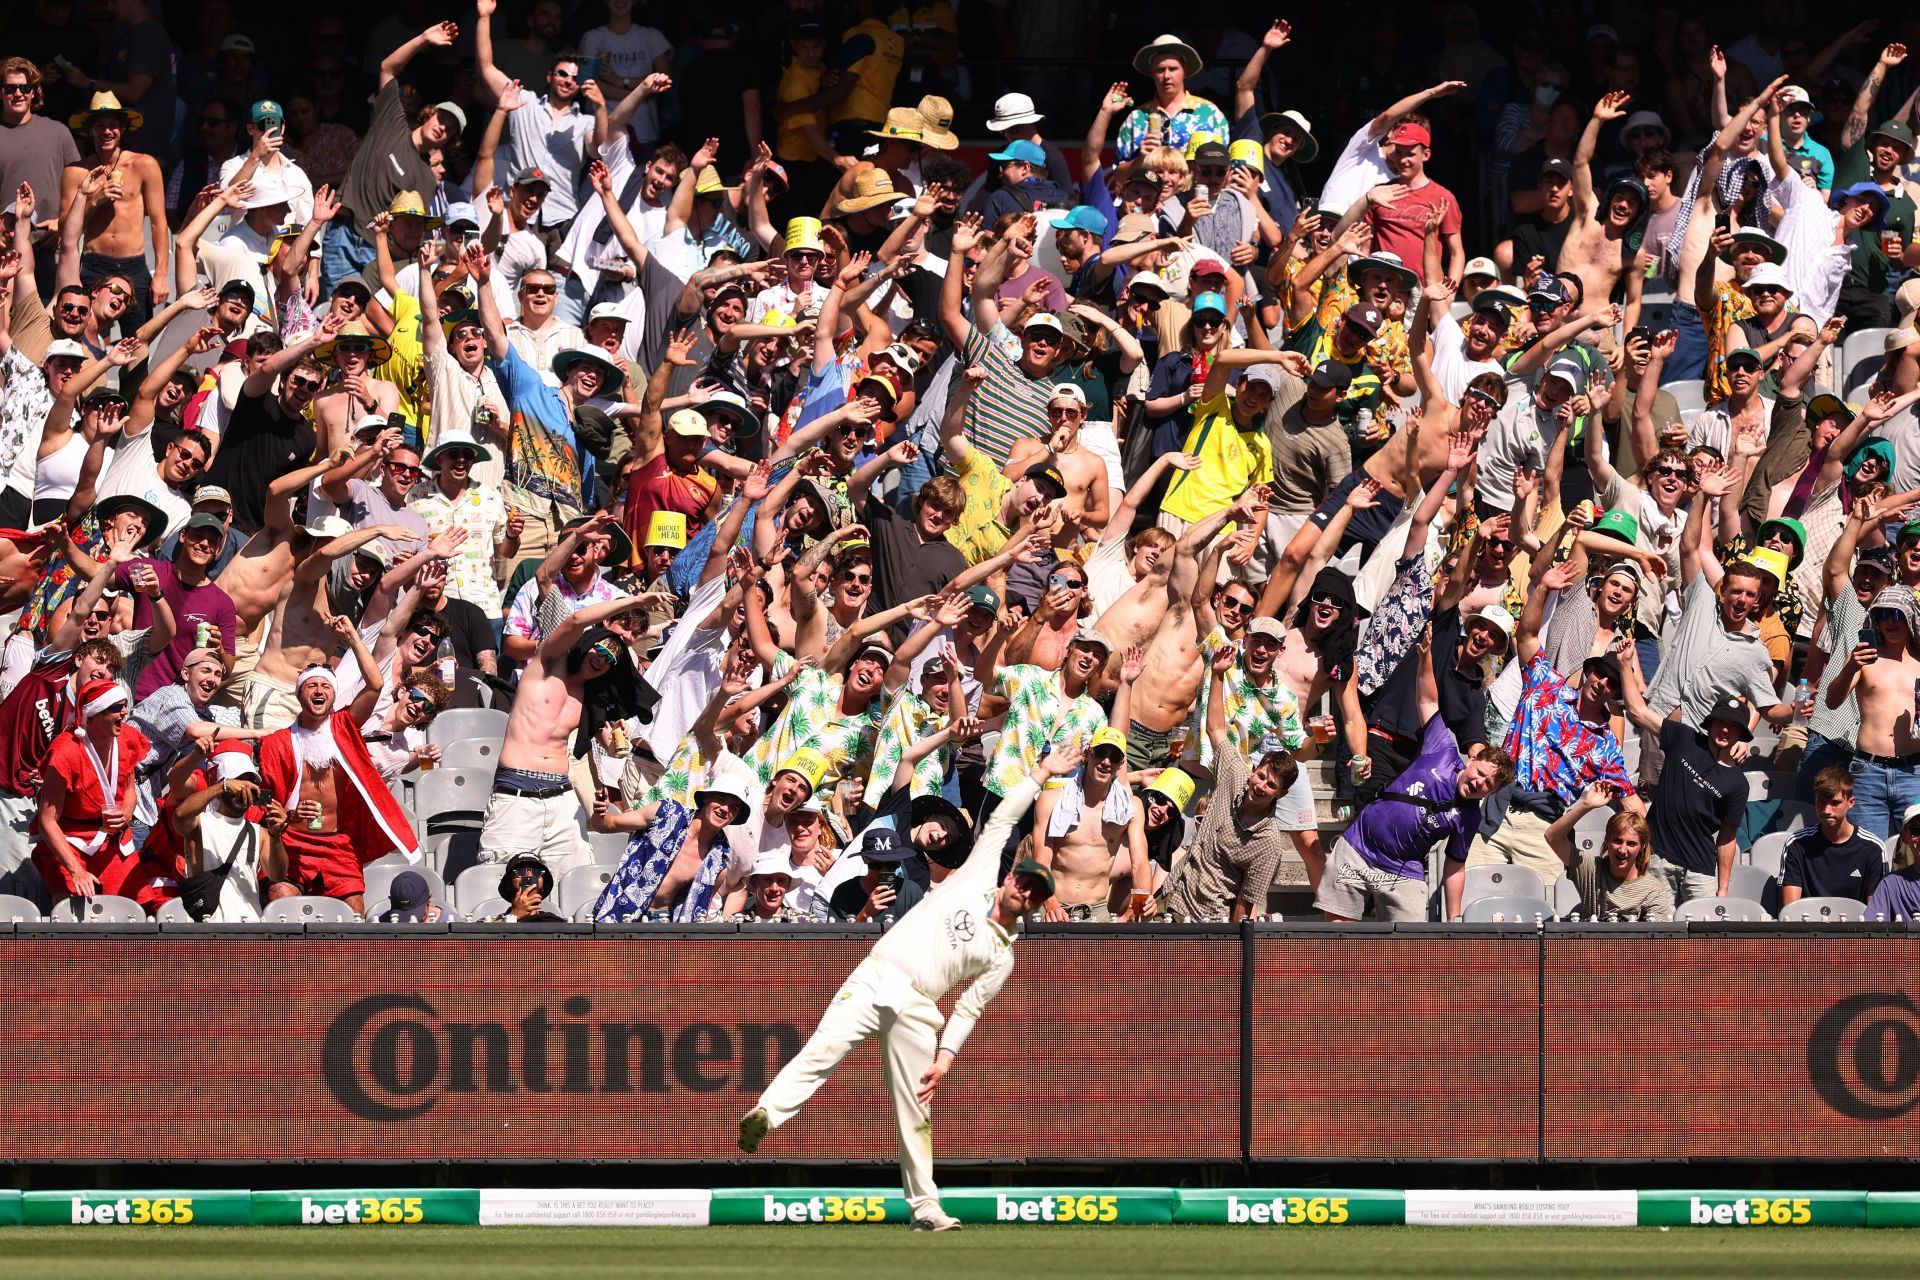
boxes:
[1675,897,1769,922]
[414,766,495,828]
[152,900,194,924]
[1840,326,1893,398]
[429,708,508,747]
[463,896,510,920]
[588,828,629,865]
[453,863,505,913]
[1664,378,1706,418]
[557,864,616,919]
[50,895,146,923]
[0,893,43,922]
[1727,864,1778,915]
[438,738,502,772]
[1461,895,1552,924]
[1570,808,1610,854]
[426,829,485,880]
[261,896,359,924]
[1747,831,1792,876]
[1461,864,1545,910]
[361,863,448,916]
[1779,897,1867,923]
[1551,876,1582,919]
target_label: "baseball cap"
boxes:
[1056,205,1108,236]
[1723,346,1764,369]
[1190,291,1228,319]
[586,301,630,326]
[988,138,1045,165]
[1089,725,1129,755]
[1462,256,1499,281]
[1022,311,1065,337]
[1858,546,1896,577]
[748,851,795,880]
[666,408,710,438]
[510,165,552,189]
[183,512,227,536]
[1543,358,1587,393]
[964,584,1000,613]
[1024,462,1069,502]
[1011,857,1057,897]
[1245,616,1285,642]
[1341,302,1384,336]
[1807,392,1854,423]
[1309,359,1354,391]
[1127,270,1170,299]
[1526,276,1570,307]
[1190,138,1230,165]
[1539,158,1575,184]
[43,338,89,362]
[1049,382,1088,407]
[249,99,284,126]
[1069,626,1112,654]
[1780,84,1814,109]
[1468,605,1515,648]
[191,484,233,508]
[1704,695,1754,740]
[380,871,434,923]
[1388,122,1431,148]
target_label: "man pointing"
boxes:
[737,742,1083,1231]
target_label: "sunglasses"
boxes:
[787,249,822,262]
[99,283,132,299]
[838,570,873,584]
[1466,388,1500,410]
[1218,596,1253,614]
[56,301,89,314]
[1649,465,1694,480]
[1024,331,1062,345]
[440,449,476,464]
[1046,405,1084,419]
[287,376,323,393]
[408,622,446,640]
[333,340,372,355]
[1,85,34,97]
[386,461,422,477]
[520,282,558,295]
[406,688,438,713]
[1309,591,1345,609]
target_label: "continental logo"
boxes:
[322,994,801,1121]
[1807,994,1920,1120]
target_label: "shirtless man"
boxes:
[1827,586,1920,837]
[1004,385,1110,546]
[242,513,416,730]
[483,594,648,876]
[60,95,168,319]
[1558,91,1647,331]
[1031,721,1151,921]
[309,325,400,457]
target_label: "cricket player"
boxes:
[736,742,1083,1232]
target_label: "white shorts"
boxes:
[1272,758,1318,832]
[478,790,594,876]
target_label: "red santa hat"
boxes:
[79,678,129,719]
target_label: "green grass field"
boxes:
[0,1225,1913,1278]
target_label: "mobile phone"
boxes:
[578,56,601,83]
[1861,626,1878,649]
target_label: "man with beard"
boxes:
[60,91,166,323]
[484,595,651,877]
[258,659,418,911]
[1559,91,1648,331]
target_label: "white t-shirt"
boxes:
[217,153,316,226]
[1430,310,1505,404]
[579,25,672,141]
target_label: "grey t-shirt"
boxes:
[1569,850,1674,920]
[0,114,79,228]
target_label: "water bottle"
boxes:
[1793,677,1810,724]
[437,636,455,685]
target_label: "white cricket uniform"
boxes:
[755,777,1037,1217]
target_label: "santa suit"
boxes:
[0,658,77,871]
[259,709,419,897]
[34,722,174,906]
[754,777,1037,1219]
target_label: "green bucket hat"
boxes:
[1590,507,1641,546]
[1756,516,1807,569]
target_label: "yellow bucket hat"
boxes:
[778,747,831,793]
[784,216,825,253]
[644,511,688,550]
[1144,766,1197,813]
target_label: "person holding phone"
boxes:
[219,100,315,225]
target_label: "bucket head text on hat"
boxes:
[988,138,1046,167]
[837,168,901,213]
[644,511,688,551]
[986,92,1044,132]
[780,218,822,257]
[1228,138,1265,172]
[1257,109,1318,163]
[914,95,959,149]
[1145,767,1197,813]
[1134,32,1204,76]
[776,747,831,795]
[867,107,926,146]
[71,90,144,133]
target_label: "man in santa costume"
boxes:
[33,675,175,908]
[259,664,420,913]
[0,637,126,902]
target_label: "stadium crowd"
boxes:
[3,2,1920,928]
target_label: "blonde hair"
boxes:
[1605,811,1652,875]
[1144,146,1190,191]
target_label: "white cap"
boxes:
[303,515,352,539]
[749,851,793,879]
[1470,604,1516,641]
[586,302,630,325]
[1128,270,1170,297]
[214,752,261,782]
[1049,383,1087,406]
[1781,84,1814,107]
[44,339,89,361]
[1462,256,1499,280]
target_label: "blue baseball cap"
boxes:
[1190,291,1228,318]
[1056,205,1108,236]
[988,138,1045,165]
[1830,181,1891,230]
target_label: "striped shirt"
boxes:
[962,324,1054,466]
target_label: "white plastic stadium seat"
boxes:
[1570,807,1611,854]
[153,899,194,923]
[429,707,509,747]
[464,896,510,920]
[1664,378,1706,418]
[425,829,486,880]
[588,828,629,864]
[1840,326,1894,398]
[454,863,505,913]
[1727,864,1777,914]
[1675,897,1770,922]
[261,896,359,924]
[414,766,495,828]
[1746,830,1792,875]
[438,738,502,771]
[558,864,617,919]
[361,863,447,916]
[1460,895,1552,924]
[0,893,43,922]
[1778,896,1867,923]
[1552,876,1582,919]
[1461,864,1545,910]
[50,894,146,923]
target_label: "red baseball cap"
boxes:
[1389,122,1432,148]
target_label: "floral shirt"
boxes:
[1187,625,1307,771]
[641,733,718,810]
[0,350,53,486]
[1116,95,1230,161]
[1311,266,1413,383]
[1502,652,1635,805]
[503,569,628,648]
[985,663,1108,797]
[594,798,733,923]
[1704,277,1757,407]
[863,688,950,798]
[743,651,886,791]
[411,483,511,614]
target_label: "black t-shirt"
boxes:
[435,597,498,667]
[1509,211,1575,275]
[865,493,966,622]
[1782,826,1885,903]
[1362,605,1482,745]
[204,390,317,534]
[671,48,750,175]
[1648,720,1748,876]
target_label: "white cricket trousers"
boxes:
[757,958,944,1216]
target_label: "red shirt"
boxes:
[1364,180,1463,269]
[622,453,718,548]
[0,659,76,796]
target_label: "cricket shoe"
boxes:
[737,1106,770,1154]
[910,1209,962,1232]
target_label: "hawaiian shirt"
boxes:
[593,797,731,923]
[743,651,885,790]
[1704,277,1757,407]
[864,688,950,798]
[641,733,717,809]
[1502,652,1635,805]
[502,567,627,648]
[0,350,54,484]
[1312,266,1413,382]
[985,663,1108,796]
[1116,95,1230,161]
[412,482,512,615]
[1186,625,1308,771]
